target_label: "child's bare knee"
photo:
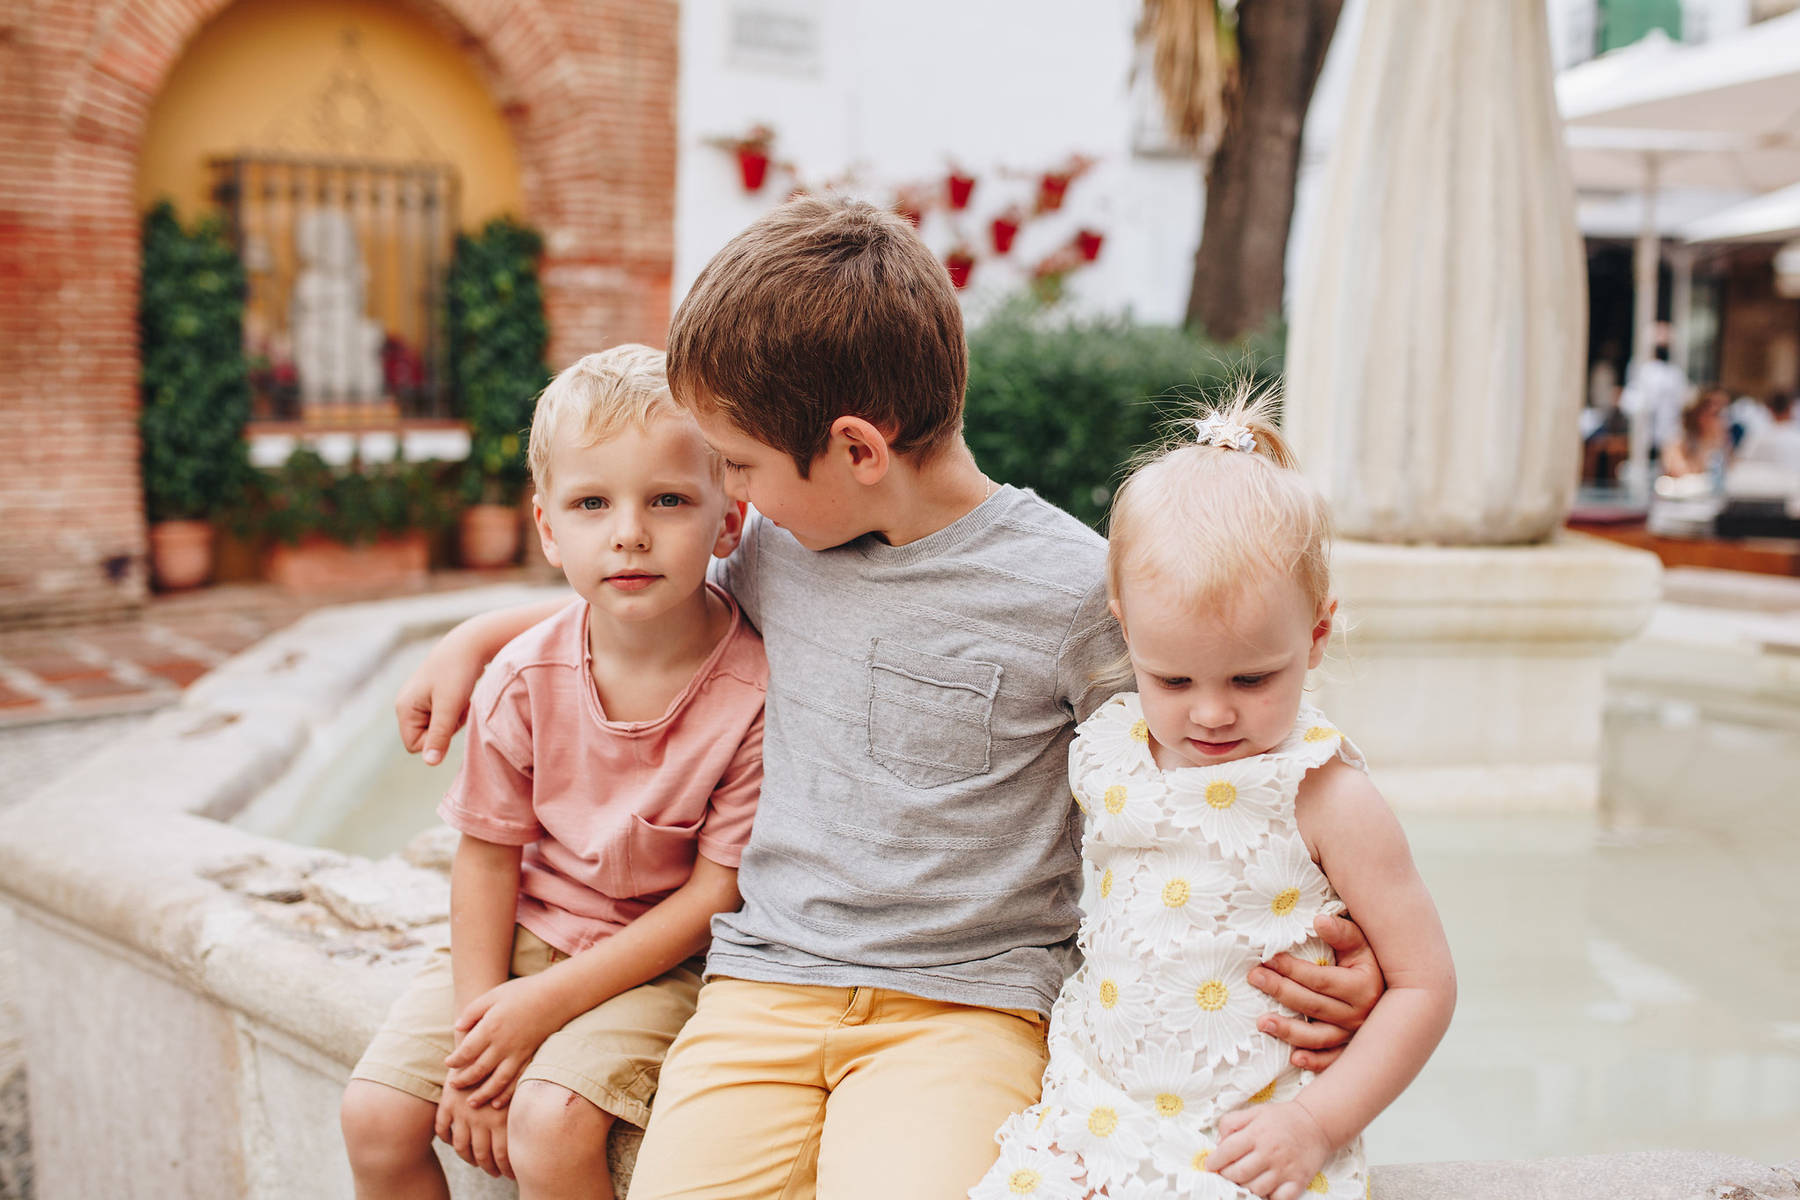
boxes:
[340,1080,435,1174]
[507,1081,613,1176]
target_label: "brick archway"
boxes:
[0,0,676,625]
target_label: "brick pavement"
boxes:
[0,568,551,729]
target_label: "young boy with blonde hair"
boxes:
[397,198,1384,1198]
[341,345,766,1200]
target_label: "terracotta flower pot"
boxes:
[736,147,770,192]
[458,503,522,569]
[894,202,924,228]
[991,216,1021,255]
[945,254,975,290]
[1075,229,1105,261]
[148,519,214,591]
[263,533,429,594]
[947,173,976,210]
[1036,172,1072,213]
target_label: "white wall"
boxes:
[674,0,1202,325]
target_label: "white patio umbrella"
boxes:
[1555,12,1800,495]
[1682,179,1800,243]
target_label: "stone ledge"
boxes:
[1369,1151,1799,1200]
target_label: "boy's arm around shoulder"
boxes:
[397,596,571,765]
[1289,758,1457,1148]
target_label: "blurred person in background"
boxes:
[1734,391,1800,477]
[1660,393,1730,482]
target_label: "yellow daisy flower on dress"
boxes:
[1076,774,1169,849]
[1296,1146,1367,1198]
[1117,1039,1217,1128]
[968,1138,1087,1200]
[1050,1073,1156,1193]
[1153,1123,1239,1198]
[1220,1034,1302,1111]
[1227,833,1332,953]
[1124,844,1232,957]
[1077,950,1157,1062]
[1157,933,1264,1067]
[1072,695,1160,779]
[1162,755,1283,861]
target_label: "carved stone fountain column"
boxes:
[1285,0,1661,810]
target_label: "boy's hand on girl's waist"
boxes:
[446,974,566,1108]
[436,1082,513,1179]
[1209,1099,1333,1200]
[1249,913,1386,1071]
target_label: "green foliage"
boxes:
[963,301,1283,528]
[242,447,455,546]
[449,217,550,504]
[138,201,253,522]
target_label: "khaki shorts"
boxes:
[350,925,703,1128]
[626,978,1051,1200]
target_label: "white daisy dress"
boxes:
[971,695,1369,1200]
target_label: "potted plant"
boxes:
[1035,154,1096,214]
[248,447,452,592]
[946,168,977,210]
[449,217,550,568]
[1075,228,1106,261]
[944,246,977,290]
[990,207,1024,255]
[138,202,252,590]
[707,124,778,192]
[892,185,928,228]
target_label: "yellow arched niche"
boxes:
[137,0,524,228]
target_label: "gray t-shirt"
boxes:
[707,485,1124,1014]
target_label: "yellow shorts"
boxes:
[349,925,702,1128]
[625,978,1051,1200]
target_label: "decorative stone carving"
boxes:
[1285,0,1586,545]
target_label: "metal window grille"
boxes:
[210,154,460,426]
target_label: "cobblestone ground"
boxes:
[0,569,546,1200]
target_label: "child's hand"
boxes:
[395,634,483,765]
[1249,913,1386,1070]
[445,975,565,1107]
[1209,1100,1333,1200]
[435,1080,513,1179]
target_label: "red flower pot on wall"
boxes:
[1036,172,1072,213]
[737,147,770,192]
[945,251,975,290]
[1075,229,1105,261]
[991,214,1021,255]
[947,172,976,210]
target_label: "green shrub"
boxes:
[963,303,1282,528]
[449,217,550,504]
[243,448,455,545]
[138,201,252,522]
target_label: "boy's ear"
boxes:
[532,494,564,569]
[1308,596,1337,669]
[829,415,893,485]
[712,499,747,559]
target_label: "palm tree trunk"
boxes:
[1186,0,1343,340]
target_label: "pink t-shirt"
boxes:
[437,586,767,955]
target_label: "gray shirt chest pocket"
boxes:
[866,639,1002,789]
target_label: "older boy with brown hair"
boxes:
[398,197,1384,1199]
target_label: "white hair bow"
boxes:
[1192,414,1256,452]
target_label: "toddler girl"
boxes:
[972,391,1456,1200]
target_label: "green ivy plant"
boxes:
[963,298,1283,528]
[138,201,252,523]
[242,447,455,546]
[449,217,550,505]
